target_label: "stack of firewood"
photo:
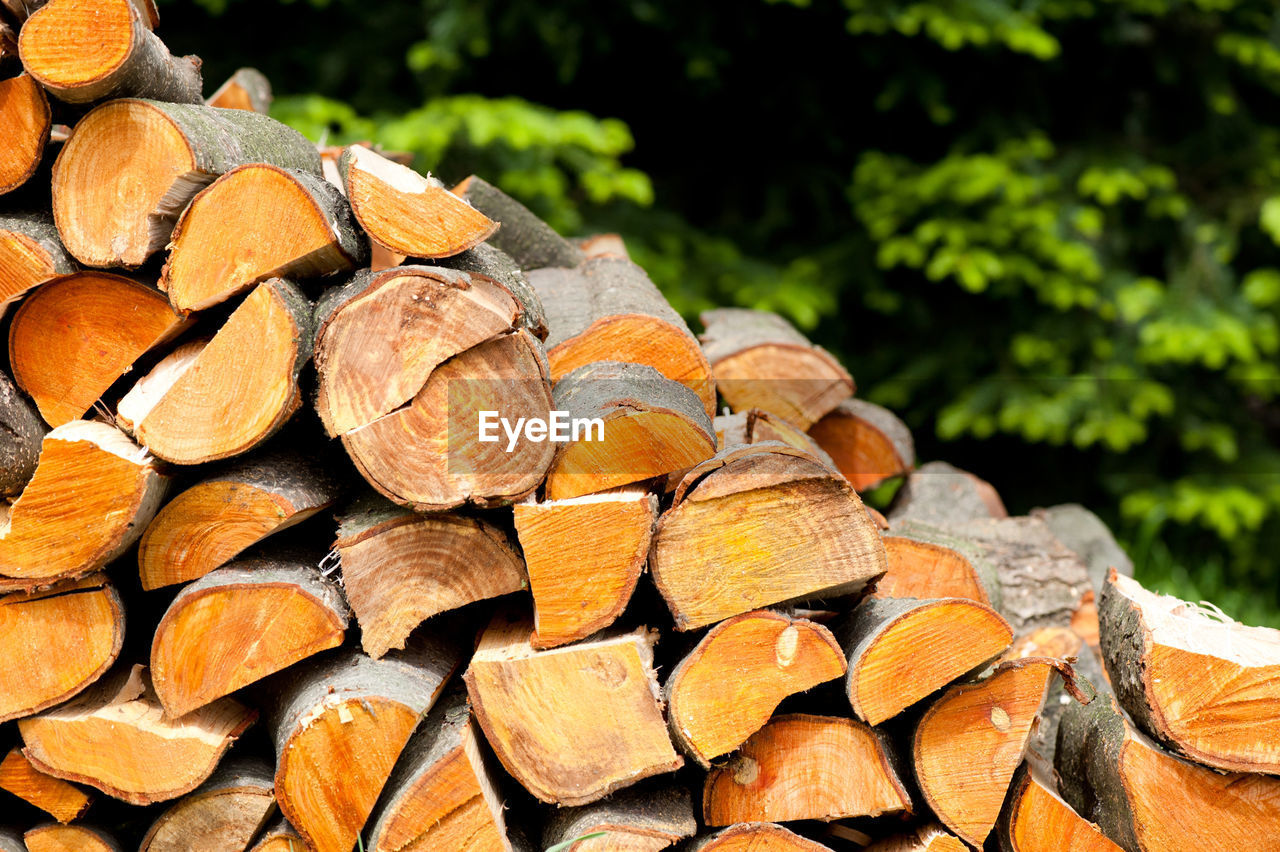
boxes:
[2,2,1279,850]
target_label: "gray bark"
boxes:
[1054,681,1142,852]
[543,783,697,850]
[433,241,549,341]
[138,757,275,852]
[456,175,585,270]
[163,558,350,635]
[552,360,714,441]
[206,67,272,113]
[248,818,306,852]
[0,212,77,305]
[0,827,22,852]
[829,397,916,469]
[887,461,1007,526]
[0,368,45,497]
[1034,503,1134,591]
[698,307,816,365]
[885,519,1003,610]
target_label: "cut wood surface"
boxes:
[544,360,716,500]
[453,174,586,270]
[1033,503,1134,591]
[807,397,915,491]
[205,67,272,112]
[19,665,255,805]
[0,213,75,311]
[364,688,515,852]
[714,408,835,468]
[267,638,460,852]
[701,714,911,826]
[248,819,312,852]
[9,272,187,426]
[137,450,341,590]
[541,784,696,852]
[0,575,123,722]
[151,559,349,717]
[513,488,655,648]
[1099,569,1280,773]
[464,613,682,806]
[0,421,165,589]
[52,99,321,267]
[863,825,966,852]
[340,144,497,259]
[341,328,554,510]
[0,367,44,497]
[688,823,836,852]
[650,444,887,631]
[665,610,846,766]
[996,760,1121,852]
[875,520,996,605]
[117,278,312,464]
[0,748,92,823]
[698,308,853,429]
[839,597,1013,725]
[161,164,366,312]
[432,240,549,340]
[138,758,276,852]
[1056,683,1280,851]
[0,73,50,195]
[913,658,1065,846]
[18,0,201,104]
[22,824,121,852]
[527,257,716,416]
[335,494,527,658]
[887,461,1007,525]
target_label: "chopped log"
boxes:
[249,819,312,852]
[807,398,915,491]
[268,637,461,852]
[0,747,92,822]
[52,99,321,267]
[701,714,911,826]
[887,461,1007,525]
[23,824,121,852]
[151,559,349,717]
[996,760,1122,852]
[364,688,515,852]
[464,613,682,806]
[937,517,1092,636]
[117,278,312,464]
[1033,504,1134,591]
[0,574,123,722]
[0,421,165,590]
[19,0,200,105]
[714,408,835,468]
[432,240,549,340]
[1099,569,1280,773]
[577,232,629,259]
[9,272,187,426]
[341,329,555,510]
[541,784,696,852]
[453,174,585,270]
[650,444,887,631]
[340,145,497,259]
[0,368,44,497]
[698,308,853,429]
[205,67,272,112]
[688,823,835,852]
[0,73,50,195]
[19,665,256,804]
[138,758,276,852]
[527,257,716,416]
[160,164,366,312]
[839,597,1013,725]
[334,493,526,658]
[512,488,655,649]
[544,360,716,500]
[875,520,997,605]
[313,265,522,436]
[138,450,341,590]
[913,658,1068,846]
[665,610,846,766]
[863,824,966,852]
[1056,683,1280,852]
[0,213,76,312]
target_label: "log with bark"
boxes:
[9,272,188,426]
[698,308,853,429]
[0,213,75,312]
[714,407,835,467]
[0,366,44,497]
[248,819,312,852]
[0,73,50,196]
[453,174,586,270]
[0,827,22,852]
[874,519,997,604]
[205,67,272,112]
[18,0,201,104]
[650,444,887,630]
[137,759,276,852]
[995,760,1121,852]
[527,257,716,416]
[541,784,697,852]
[52,100,320,267]
[887,460,1007,525]
[22,824,121,852]
[807,397,915,491]
[688,823,836,852]
[0,748,92,823]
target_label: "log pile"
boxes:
[2,10,1279,852]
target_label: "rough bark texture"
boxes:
[880,518,1003,609]
[541,784,697,851]
[205,67,272,112]
[0,212,75,308]
[1034,504,1134,591]
[0,827,22,852]
[0,368,44,497]
[887,461,1008,525]
[433,240,549,340]
[698,307,819,364]
[454,175,586,269]
[138,758,276,852]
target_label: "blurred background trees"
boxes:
[159,0,1280,623]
